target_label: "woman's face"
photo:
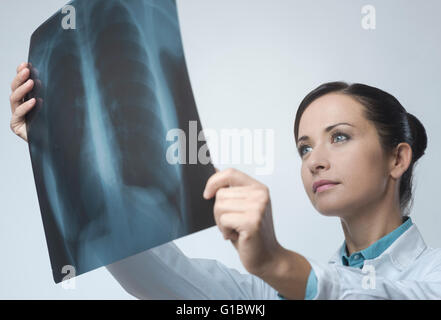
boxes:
[297,93,391,218]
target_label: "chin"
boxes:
[311,183,352,216]
[316,208,341,217]
[313,196,347,217]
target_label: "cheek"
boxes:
[301,164,311,196]
[312,145,387,215]
[338,145,388,203]
[299,141,388,215]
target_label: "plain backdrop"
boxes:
[0,0,440,299]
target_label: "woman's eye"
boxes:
[298,132,349,157]
[332,131,349,143]
[298,145,311,157]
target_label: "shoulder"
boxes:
[420,246,441,262]
[411,246,441,275]
[418,245,441,259]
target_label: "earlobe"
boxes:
[390,143,412,179]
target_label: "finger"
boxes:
[11,67,30,91]
[203,168,257,199]
[215,186,252,200]
[16,62,28,73]
[12,98,36,120]
[219,213,249,240]
[35,78,42,92]
[214,198,248,215]
[214,167,219,172]
[213,198,245,236]
[10,79,34,112]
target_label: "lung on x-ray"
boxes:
[25,0,216,283]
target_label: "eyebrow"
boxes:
[297,122,355,146]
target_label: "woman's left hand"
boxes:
[203,168,285,278]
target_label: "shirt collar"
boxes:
[329,216,426,270]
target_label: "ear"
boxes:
[389,142,413,180]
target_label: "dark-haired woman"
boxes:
[10,63,441,299]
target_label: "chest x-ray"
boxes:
[25,0,215,283]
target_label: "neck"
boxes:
[340,194,403,256]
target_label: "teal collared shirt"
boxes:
[278,216,413,300]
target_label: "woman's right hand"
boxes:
[9,62,36,142]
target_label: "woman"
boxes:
[10,62,441,299]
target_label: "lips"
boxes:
[313,180,340,193]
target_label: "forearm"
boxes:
[106,241,280,299]
[256,247,312,300]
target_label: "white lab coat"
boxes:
[105,223,441,299]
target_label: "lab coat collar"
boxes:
[328,222,427,271]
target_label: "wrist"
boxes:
[254,244,289,280]
[256,246,312,300]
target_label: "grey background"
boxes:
[1,0,440,299]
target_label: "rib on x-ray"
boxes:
[25,0,216,283]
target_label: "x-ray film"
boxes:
[25,0,216,283]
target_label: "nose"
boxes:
[307,144,331,175]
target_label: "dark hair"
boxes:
[294,81,428,216]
